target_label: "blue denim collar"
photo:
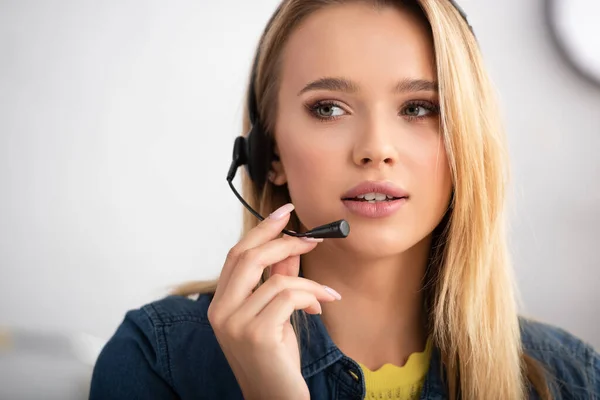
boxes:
[297,312,344,379]
[296,266,345,379]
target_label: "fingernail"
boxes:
[323,286,342,300]
[301,237,323,243]
[269,203,295,220]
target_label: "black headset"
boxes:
[226,0,474,239]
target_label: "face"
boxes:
[271,3,453,258]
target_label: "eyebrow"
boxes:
[297,77,438,96]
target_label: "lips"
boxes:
[341,181,409,218]
[341,181,409,200]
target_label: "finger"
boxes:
[267,228,325,278]
[269,253,300,279]
[269,231,303,278]
[231,275,338,326]
[217,236,322,317]
[253,290,323,331]
[215,203,295,301]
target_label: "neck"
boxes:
[301,235,432,370]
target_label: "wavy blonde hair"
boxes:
[174,1,553,399]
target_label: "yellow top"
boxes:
[355,338,432,400]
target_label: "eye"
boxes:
[307,101,347,121]
[400,101,439,120]
[404,105,430,117]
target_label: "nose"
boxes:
[352,117,398,168]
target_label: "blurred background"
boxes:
[0,0,598,397]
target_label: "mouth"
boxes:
[341,192,407,203]
[340,181,409,218]
[341,181,409,201]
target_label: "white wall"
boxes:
[1,0,598,350]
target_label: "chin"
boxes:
[338,224,423,259]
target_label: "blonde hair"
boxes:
[174,1,553,398]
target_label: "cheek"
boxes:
[408,135,453,207]
[277,133,347,227]
[282,139,341,199]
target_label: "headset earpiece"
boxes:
[244,123,274,189]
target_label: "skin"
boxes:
[270,3,453,370]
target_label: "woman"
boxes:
[90,1,599,399]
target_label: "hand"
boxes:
[207,203,341,400]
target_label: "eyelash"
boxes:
[305,100,440,123]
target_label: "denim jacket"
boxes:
[90,294,599,399]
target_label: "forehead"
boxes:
[279,3,436,92]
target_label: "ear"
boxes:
[269,145,287,186]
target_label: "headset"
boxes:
[226,0,474,239]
